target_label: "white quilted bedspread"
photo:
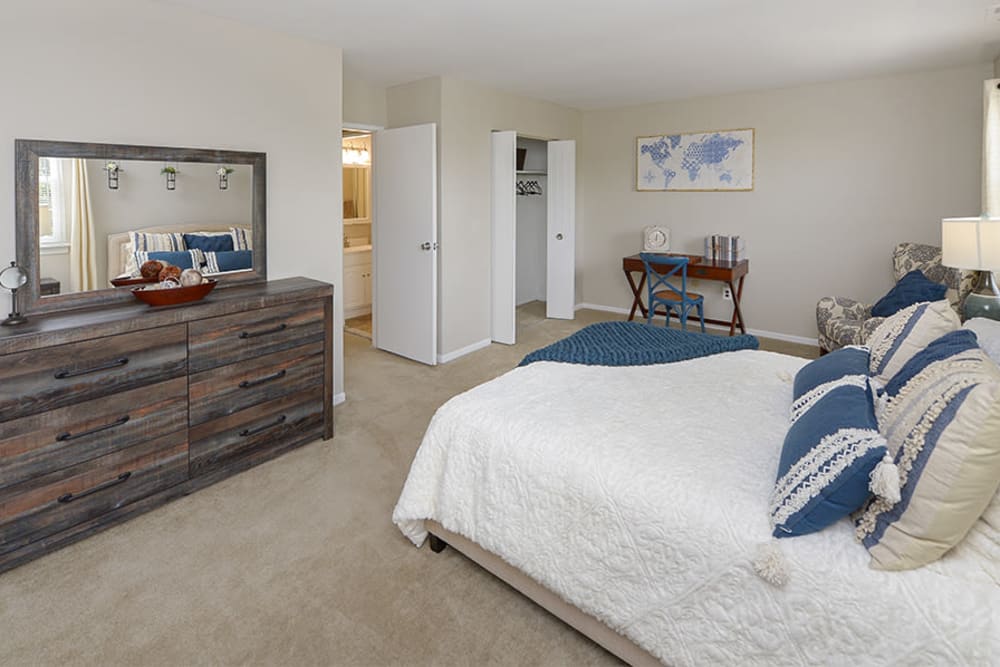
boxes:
[393,350,1000,666]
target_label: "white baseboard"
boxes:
[576,303,631,315]
[333,392,346,406]
[437,338,493,364]
[574,303,819,347]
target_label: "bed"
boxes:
[393,349,1000,665]
[106,223,251,280]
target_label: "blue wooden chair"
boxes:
[639,253,705,332]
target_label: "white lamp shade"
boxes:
[941,217,1000,270]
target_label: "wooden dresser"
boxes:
[0,277,333,573]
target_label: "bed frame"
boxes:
[107,223,251,278]
[425,520,661,666]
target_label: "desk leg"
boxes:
[625,270,647,321]
[728,276,747,335]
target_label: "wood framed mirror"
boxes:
[15,139,267,315]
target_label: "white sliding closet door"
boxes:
[546,140,576,319]
[491,130,517,344]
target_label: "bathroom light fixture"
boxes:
[342,141,370,166]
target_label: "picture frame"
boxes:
[636,128,754,192]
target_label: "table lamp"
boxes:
[942,217,1000,320]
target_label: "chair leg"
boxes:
[698,303,705,333]
[680,307,688,331]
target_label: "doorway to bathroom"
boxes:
[343,128,373,340]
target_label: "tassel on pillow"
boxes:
[869,453,901,504]
[752,539,790,587]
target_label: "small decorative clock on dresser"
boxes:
[0,278,333,573]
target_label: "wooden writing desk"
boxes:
[622,254,749,335]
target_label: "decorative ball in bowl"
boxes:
[131,278,217,306]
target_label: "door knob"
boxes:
[420,242,432,250]
[555,233,564,240]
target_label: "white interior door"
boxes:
[546,140,576,319]
[373,123,438,365]
[490,130,517,344]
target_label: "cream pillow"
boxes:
[866,300,960,385]
[855,346,1000,570]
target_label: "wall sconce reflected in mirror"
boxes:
[161,164,178,191]
[217,166,234,190]
[104,161,121,190]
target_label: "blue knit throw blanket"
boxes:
[519,321,759,367]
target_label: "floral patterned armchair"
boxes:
[816,243,977,353]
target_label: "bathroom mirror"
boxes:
[343,165,370,221]
[15,139,267,314]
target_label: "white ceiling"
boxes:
[159,0,1000,109]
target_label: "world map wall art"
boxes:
[636,128,754,192]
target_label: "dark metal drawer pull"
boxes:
[57,472,132,504]
[54,357,129,379]
[238,369,287,389]
[56,415,130,442]
[239,323,287,339]
[239,414,287,438]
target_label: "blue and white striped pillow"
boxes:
[856,332,1000,570]
[134,249,204,272]
[770,347,889,537]
[128,231,186,254]
[867,300,960,385]
[229,226,253,251]
[203,250,253,274]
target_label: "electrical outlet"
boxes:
[722,285,733,301]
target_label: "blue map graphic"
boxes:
[638,130,752,190]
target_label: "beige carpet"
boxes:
[0,304,816,666]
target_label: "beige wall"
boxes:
[387,77,443,128]
[580,64,989,341]
[0,0,345,396]
[385,76,582,357]
[437,77,582,354]
[344,68,387,127]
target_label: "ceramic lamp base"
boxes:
[963,271,1000,321]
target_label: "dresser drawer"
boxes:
[0,432,188,555]
[189,388,324,477]
[188,341,324,426]
[188,300,326,373]
[0,326,187,422]
[0,378,188,491]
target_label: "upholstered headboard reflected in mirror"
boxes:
[15,139,266,314]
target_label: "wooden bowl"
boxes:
[110,276,158,287]
[131,280,217,307]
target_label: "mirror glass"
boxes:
[343,166,370,221]
[16,140,266,315]
[35,157,254,295]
